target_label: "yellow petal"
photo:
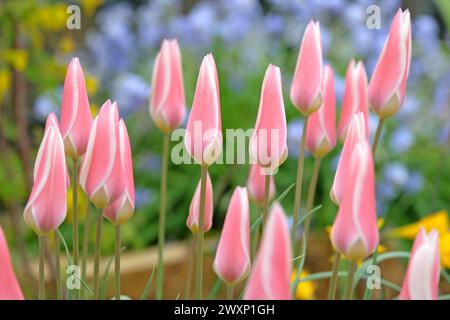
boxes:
[0,69,11,103]
[66,186,89,223]
[439,232,450,268]
[3,50,28,71]
[388,211,449,240]
[291,270,316,300]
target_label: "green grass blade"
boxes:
[140,265,156,300]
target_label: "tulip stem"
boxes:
[343,261,357,300]
[156,133,170,300]
[262,174,271,227]
[251,206,263,260]
[72,158,80,300]
[54,231,62,300]
[291,116,309,254]
[303,156,321,240]
[327,251,341,300]
[184,236,196,299]
[93,208,103,300]
[81,205,91,299]
[227,284,234,300]
[115,224,121,301]
[195,165,208,300]
[38,235,46,300]
[372,119,384,155]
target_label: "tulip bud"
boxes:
[400,228,440,300]
[338,60,370,141]
[246,164,276,206]
[330,112,366,205]
[244,203,292,300]
[149,39,186,133]
[249,64,288,173]
[187,172,213,233]
[306,65,336,158]
[104,119,135,225]
[213,187,250,285]
[330,140,379,261]
[184,54,222,166]
[0,225,24,300]
[368,9,411,119]
[79,100,125,209]
[60,57,93,158]
[24,114,68,235]
[290,21,323,115]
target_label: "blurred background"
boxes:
[0,0,449,299]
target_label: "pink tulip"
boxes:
[104,119,135,225]
[246,164,276,206]
[330,139,379,261]
[24,113,68,235]
[338,60,370,141]
[368,9,411,119]
[399,228,440,300]
[290,21,323,116]
[79,100,124,209]
[149,39,186,133]
[330,112,367,205]
[244,203,292,300]
[249,64,288,172]
[305,65,336,158]
[0,225,24,300]
[185,54,222,166]
[60,57,93,158]
[187,172,213,233]
[213,187,250,284]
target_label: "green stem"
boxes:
[291,116,309,252]
[372,118,384,155]
[184,236,196,299]
[38,235,46,300]
[195,165,208,300]
[303,156,321,241]
[54,231,62,300]
[343,261,358,300]
[251,206,263,260]
[93,208,103,300]
[227,284,234,300]
[81,205,91,299]
[156,133,170,300]
[115,224,121,301]
[262,174,271,227]
[327,251,341,300]
[72,158,79,300]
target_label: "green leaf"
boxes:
[296,205,322,229]
[271,182,295,205]
[207,277,223,300]
[140,265,156,300]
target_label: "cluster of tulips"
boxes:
[0,8,442,300]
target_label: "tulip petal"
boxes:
[0,226,24,300]
[187,172,214,233]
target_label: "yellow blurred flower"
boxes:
[291,270,315,300]
[79,0,104,17]
[67,185,88,223]
[59,36,75,54]
[37,4,67,31]
[0,69,11,104]
[86,75,99,95]
[2,50,28,71]
[388,210,449,239]
[90,104,99,117]
[440,232,450,268]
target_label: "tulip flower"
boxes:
[249,64,288,172]
[187,172,214,233]
[24,113,68,235]
[244,203,292,300]
[79,100,124,209]
[246,164,276,206]
[330,112,367,205]
[104,119,135,225]
[60,57,93,158]
[330,139,379,261]
[0,225,24,300]
[368,9,411,119]
[184,53,222,166]
[290,20,323,116]
[213,187,250,285]
[338,60,370,141]
[149,39,186,133]
[399,228,440,300]
[305,65,336,158]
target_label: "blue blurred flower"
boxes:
[383,162,409,188]
[33,91,60,122]
[404,171,423,195]
[390,126,415,154]
[135,188,154,209]
[112,73,149,116]
[287,119,304,159]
